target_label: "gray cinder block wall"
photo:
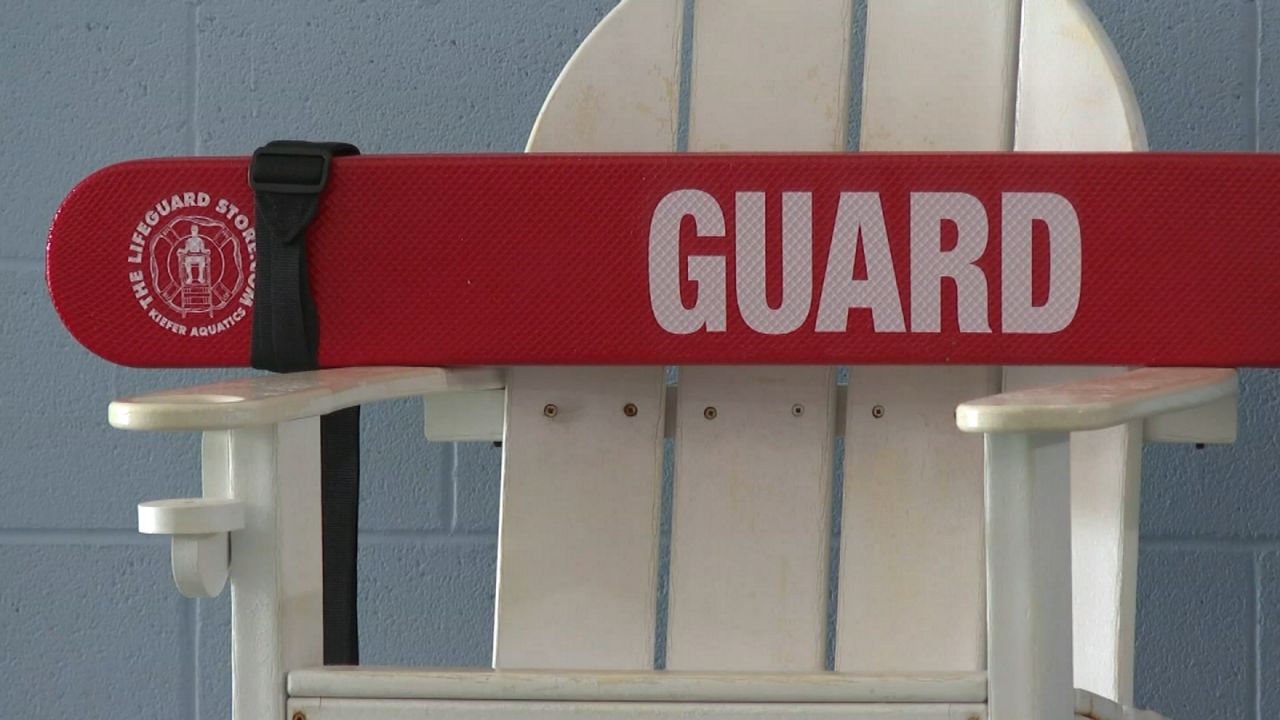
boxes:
[0,1,1276,718]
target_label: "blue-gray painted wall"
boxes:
[0,1,1276,718]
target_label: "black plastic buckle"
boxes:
[249,141,347,195]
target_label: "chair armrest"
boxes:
[955,367,1237,434]
[109,366,505,431]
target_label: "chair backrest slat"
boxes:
[1011,0,1147,703]
[494,367,667,670]
[838,367,997,671]
[1015,0,1148,152]
[836,0,1020,673]
[493,0,684,671]
[859,0,1020,151]
[664,0,854,672]
[667,367,838,670]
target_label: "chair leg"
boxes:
[985,431,1076,720]
[224,419,326,720]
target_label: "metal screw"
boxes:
[703,406,718,420]
[623,403,638,417]
[791,404,804,417]
[292,712,307,720]
[542,403,559,418]
[871,404,885,419]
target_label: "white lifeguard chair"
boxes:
[113,1,1240,719]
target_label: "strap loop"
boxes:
[250,141,357,196]
[249,141,359,372]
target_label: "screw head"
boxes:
[791,403,804,417]
[623,403,638,417]
[703,406,718,420]
[542,403,559,418]
[871,404,885,419]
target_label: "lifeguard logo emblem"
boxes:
[125,192,257,337]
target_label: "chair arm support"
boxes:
[115,366,503,611]
[968,366,1237,717]
[955,367,1237,434]
[109,366,506,431]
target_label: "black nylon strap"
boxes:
[319,405,361,664]
[250,140,362,666]
[249,141,358,371]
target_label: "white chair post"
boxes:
[130,419,327,720]
[224,419,325,720]
[984,431,1076,720]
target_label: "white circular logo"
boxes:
[125,192,257,337]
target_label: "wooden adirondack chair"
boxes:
[115,1,1241,719]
